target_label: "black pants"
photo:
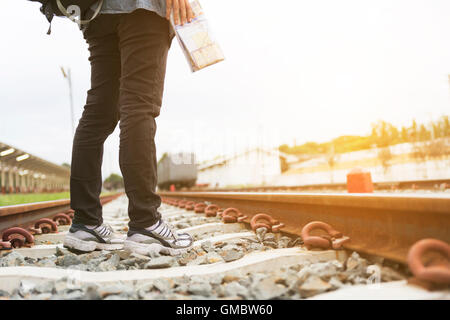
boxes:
[70,10,173,229]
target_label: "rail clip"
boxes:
[184,201,196,211]
[194,203,207,213]
[221,208,247,223]
[165,198,178,206]
[66,209,75,219]
[177,200,187,208]
[53,213,72,225]
[205,204,219,217]
[250,213,284,233]
[1,227,35,248]
[407,238,450,285]
[301,221,350,250]
[35,218,58,233]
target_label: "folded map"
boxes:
[171,0,225,72]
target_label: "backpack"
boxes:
[29,0,104,34]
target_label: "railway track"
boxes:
[0,192,448,300]
[0,193,122,236]
[191,178,450,193]
[160,192,450,265]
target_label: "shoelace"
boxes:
[156,220,189,241]
[95,224,113,237]
[159,220,177,239]
[165,222,192,246]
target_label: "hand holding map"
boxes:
[171,0,225,72]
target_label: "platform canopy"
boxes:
[0,141,70,193]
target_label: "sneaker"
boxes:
[63,223,124,252]
[124,219,193,256]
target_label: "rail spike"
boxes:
[2,227,35,248]
[301,221,350,250]
[221,208,247,223]
[250,213,285,233]
[35,218,58,234]
[407,238,450,285]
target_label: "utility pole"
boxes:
[61,67,75,137]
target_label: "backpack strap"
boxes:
[55,0,103,26]
[39,0,55,34]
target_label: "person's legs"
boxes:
[70,14,122,227]
[117,10,172,229]
[115,10,193,256]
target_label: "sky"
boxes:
[0,0,449,178]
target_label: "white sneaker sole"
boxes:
[123,240,191,256]
[63,235,124,252]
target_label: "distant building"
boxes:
[272,138,450,186]
[0,142,70,194]
[197,148,283,188]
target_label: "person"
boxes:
[63,0,194,256]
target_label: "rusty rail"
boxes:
[160,191,450,264]
[190,178,450,192]
[0,193,123,234]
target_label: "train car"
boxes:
[157,152,197,190]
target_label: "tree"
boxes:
[432,123,441,139]
[279,144,289,154]
[442,115,450,136]
[378,121,390,148]
[400,126,409,143]
[410,120,418,142]
[418,124,431,141]
[103,173,124,191]
[377,147,392,174]
[389,125,400,144]
[278,115,449,156]
[371,120,395,148]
